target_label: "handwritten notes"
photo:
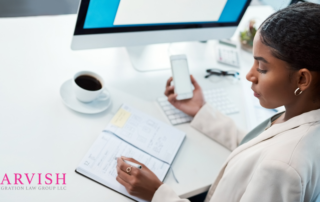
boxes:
[106,104,186,164]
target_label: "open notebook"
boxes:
[76,104,186,202]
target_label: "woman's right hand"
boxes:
[164,75,205,117]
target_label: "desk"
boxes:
[0,6,274,202]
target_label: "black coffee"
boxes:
[75,75,102,91]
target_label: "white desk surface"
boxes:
[0,6,274,202]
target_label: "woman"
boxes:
[116,3,320,202]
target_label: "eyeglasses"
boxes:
[205,68,240,79]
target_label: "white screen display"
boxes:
[114,0,227,25]
[171,59,192,95]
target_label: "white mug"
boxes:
[72,71,109,103]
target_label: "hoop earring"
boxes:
[294,88,303,96]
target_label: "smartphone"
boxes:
[170,54,193,100]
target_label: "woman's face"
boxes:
[246,30,297,109]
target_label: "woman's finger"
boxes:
[120,157,144,176]
[116,174,131,188]
[168,93,178,104]
[190,75,201,90]
[117,157,140,177]
[116,175,136,195]
[164,85,174,96]
[117,163,132,182]
[166,77,173,88]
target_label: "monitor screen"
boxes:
[74,0,250,35]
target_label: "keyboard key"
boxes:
[163,106,171,111]
[180,117,189,122]
[165,110,176,115]
[177,118,184,123]
[168,115,175,119]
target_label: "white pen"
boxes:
[115,157,142,169]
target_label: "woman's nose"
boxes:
[246,67,258,84]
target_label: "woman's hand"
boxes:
[116,157,163,201]
[165,75,205,117]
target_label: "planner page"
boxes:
[76,132,169,202]
[104,104,186,164]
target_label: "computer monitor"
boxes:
[71,0,251,71]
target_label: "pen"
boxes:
[114,157,142,169]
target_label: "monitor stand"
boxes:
[126,43,172,72]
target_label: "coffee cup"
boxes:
[72,71,109,103]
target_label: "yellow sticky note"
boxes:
[111,108,131,128]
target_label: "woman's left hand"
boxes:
[116,156,163,201]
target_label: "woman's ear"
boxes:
[297,68,313,91]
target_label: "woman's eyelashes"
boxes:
[255,60,268,74]
[256,68,267,74]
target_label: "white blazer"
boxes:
[152,104,320,202]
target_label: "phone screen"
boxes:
[171,59,192,95]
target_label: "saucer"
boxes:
[60,79,112,114]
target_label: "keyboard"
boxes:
[157,88,239,125]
